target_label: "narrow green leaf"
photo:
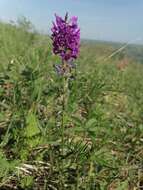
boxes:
[25,112,40,137]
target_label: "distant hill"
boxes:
[81,39,143,64]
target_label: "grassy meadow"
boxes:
[0,20,143,189]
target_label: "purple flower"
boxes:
[51,13,80,61]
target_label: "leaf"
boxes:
[85,118,97,128]
[72,115,83,126]
[139,124,143,132]
[20,176,34,189]
[25,112,40,137]
[116,181,128,190]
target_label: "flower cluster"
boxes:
[51,13,80,61]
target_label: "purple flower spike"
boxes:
[51,13,80,61]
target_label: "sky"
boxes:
[0,0,143,43]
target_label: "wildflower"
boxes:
[51,13,80,61]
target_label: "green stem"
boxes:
[61,76,66,156]
[60,75,67,189]
[60,61,70,188]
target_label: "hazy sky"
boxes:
[0,0,143,43]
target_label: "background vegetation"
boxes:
[0,18,143,189]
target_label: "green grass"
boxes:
[0,20,143,190]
